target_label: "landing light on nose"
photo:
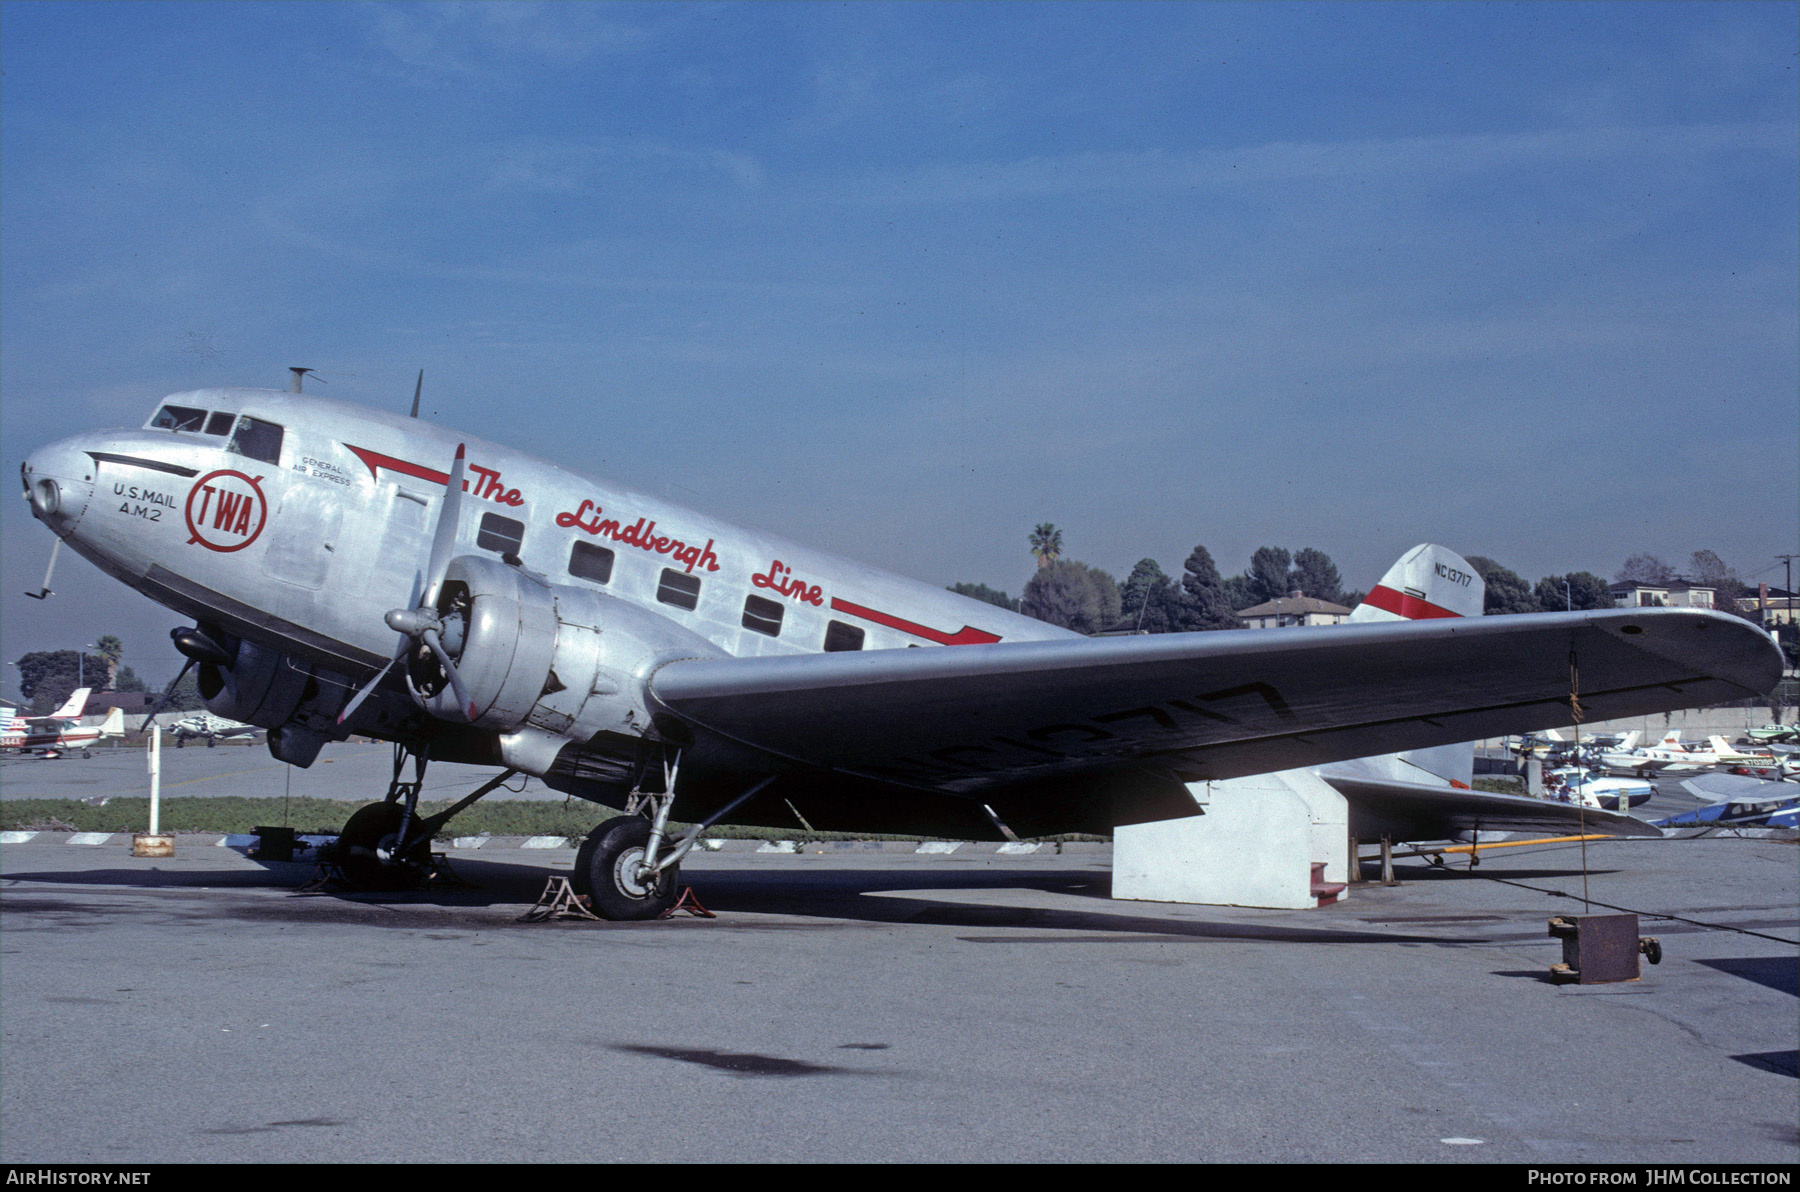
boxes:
[27,475,62,518]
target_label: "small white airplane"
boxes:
[4,688,125,757]
[20,380,1781,913]
[169,711,261,747]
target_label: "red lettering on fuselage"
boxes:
[467,464,524,507]
[555,498,720,574]
[752,560,824,607]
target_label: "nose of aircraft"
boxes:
[20,437,96,534]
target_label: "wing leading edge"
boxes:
[649,608,1780,804]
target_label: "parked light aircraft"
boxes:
[1660,772,1800,829]
[3,688,125,757]
[169,711,261,747]
[21,383,1781,914]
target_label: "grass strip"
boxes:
[0,796,1106,843]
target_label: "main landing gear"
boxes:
[568,759,777,921]
[336,743,516,891]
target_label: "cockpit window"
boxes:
[227,416,283,465]
[203,412,234,436]
[151,405,208,432]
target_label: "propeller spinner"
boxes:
[339,444,480,726]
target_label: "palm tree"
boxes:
[1029,523,1063,570]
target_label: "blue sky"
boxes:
[3,1,1795,691]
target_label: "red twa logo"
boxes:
[185,470,268,552]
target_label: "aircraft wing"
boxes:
[651,608,1779,803]
[1318,768,1662,840]
[1678,772,1798,803]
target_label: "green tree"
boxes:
[1466,557,1540,615]
[1118,559,1183,633]
[1021,560,1120,634]
[948,582,1019,612]
[1289,548,1346,604]
[1029,523,1064,570]
[1246,546,1294,605]
[1176,544,1242,630]
[1533,572,1613,612]
[15,650,112,712]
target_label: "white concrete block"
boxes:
[1113,769,1349,909]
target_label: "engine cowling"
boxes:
[194,632,352,767]
[409,555,726,766]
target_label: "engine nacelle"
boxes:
[412,555,726,755]
[194,631,351,767]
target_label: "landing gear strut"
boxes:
[570,756,775,920]
[336,742,515,891]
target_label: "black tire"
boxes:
[337,801,431,891]
[572,816,679,920]
[176,737,185,749]
[207,737,215,748]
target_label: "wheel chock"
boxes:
[297,862,347,894]
[660,886,715,919]
[519,875,603,922]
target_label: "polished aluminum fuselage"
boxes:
[25,388,1068,684]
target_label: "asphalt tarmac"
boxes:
[1,746,1795,1163]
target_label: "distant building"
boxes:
[82,692,152,715]
[1237,591,1353,629]
[1609,579,1715,610]
[1739,586,1797,627]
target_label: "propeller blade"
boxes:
[139,659,196,734]
[410,369,423,418]
[337,637,408,727]
[423,444,466,610]
[421,627,478,722]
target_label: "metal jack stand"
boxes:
[519,876,603,922]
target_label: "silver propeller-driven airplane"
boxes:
[20,382,1782,915]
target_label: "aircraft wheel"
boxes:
[572,816,679,920]
[81,750,92,759]
[207,737,215,748]
[176,738,185,749]
[336,802,431,891]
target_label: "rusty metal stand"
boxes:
[660,886,715,919]
[519,876,603,922]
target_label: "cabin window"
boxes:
[823,620,865,652]
[658,569,701,611]
[477,512,525,558]
[151,405,208,432]
[203,412,234,436]
[742,594,784,637]
[227,415,284,465]
[569,541,614,585]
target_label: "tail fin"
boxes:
[1351,546,1484,787]
[50,687,91,721]
[1349,544,1484,623]
[99,707,125,737]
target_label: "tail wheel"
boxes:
[572,816,679,921]
[337,801,431,891]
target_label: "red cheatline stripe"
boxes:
[346,444,450,486]
[1362,585,1463,621]
[829,598,1002,646]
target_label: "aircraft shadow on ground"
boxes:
[0,856,1472,945]
[1697,955,1799,997]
